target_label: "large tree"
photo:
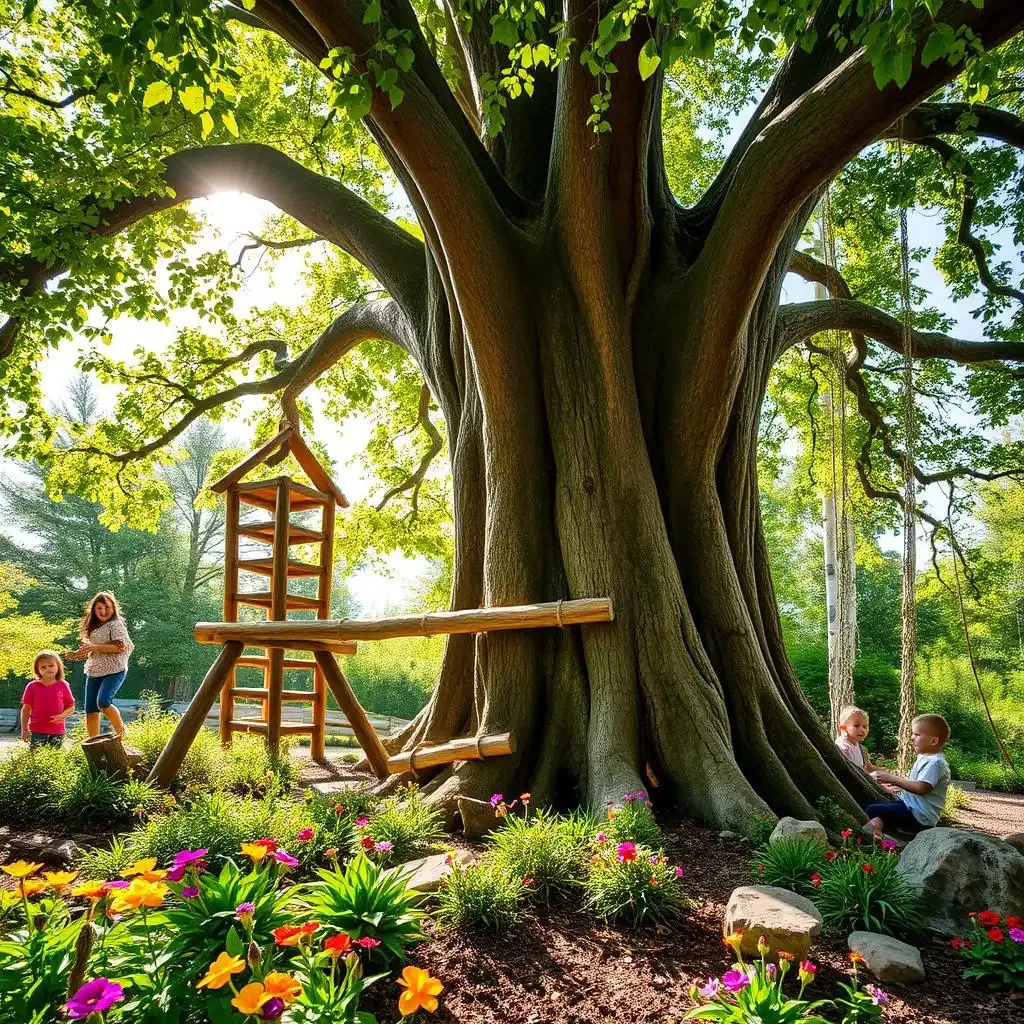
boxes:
[4,0,1024,827]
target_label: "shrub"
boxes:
[434,861,525,933]
[488,809,591,904]
[353,784,444,863]
[940,784,973,823]
[751,839,827,897]
[221,733,298,796]
[583,841,686,927]
[748,814,778,848]
[951,911,1024,990]
[603,791,660,846]
[126,708,225,793]
[302,852,425,962]
[815,850,921,936]
[813,795,854,834]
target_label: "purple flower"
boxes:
[489,793,503,809]
[273,850,299,869]
[103,880,129,890]
[649,854,659,865]
[721,969,751,993]
[624,793,635,804]
[596,832,607,844]
[765,963,778,979]
[675,866,685,879]
[697,978,720,1000]
[260,997,286,1020]
[182,886,200,899]
[1010,928,1024,943]
[173,848,208,866]
[374,841,394,853]
[879,839,898,852]
[65,978,125,1019]
[236,901,256,919]
[865,984,890,1006]
[166,864,187,882]
[354,816,370,827]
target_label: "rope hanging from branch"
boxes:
[896,124,919,774]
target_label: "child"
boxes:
[835,705,875,772]
[865,713,951,837]
[67,591,134,739]
[21,651,75,749]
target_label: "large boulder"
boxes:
[769,817,828,848]
[1002,833,1024,857]
[896,827,1024,936]
[724,886,823,960]
[847,931,926,984]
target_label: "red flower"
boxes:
[251,839,279,852]
[987,927,1004,943]
[978,911,1001,927]
[360,836,375,850]
[861,863,875,874]
[272,922,318,947]
[757,864,764,874]
[824,851,838,861]
[841,829,853,839]
[950,937,972,951]
[1007,916,1023,929]
[324,933,352,958]
[809,872,822,888]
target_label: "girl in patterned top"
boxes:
[67,592,134,739]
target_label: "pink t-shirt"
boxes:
[22,679,75,735]
[835,734,865,769]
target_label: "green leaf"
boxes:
[221,111,239,137]
[225,926,243,957]
[200,111,214,138]
[142,81,172,109]
[387,85,404,110]
[363,0,381,23]
[490,17,518,49]
[921,30,951,69]
[241,0,256,9]
[178,85,206,114]
[637,39,660,82]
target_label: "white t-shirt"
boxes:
[835,735,865,768]
[899,753,950,826]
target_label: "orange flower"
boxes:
[122,858,167,882]
[2,860,43,879]
[71,881,107,900]
[197,951,246,990]
[722,930,744,951]
[44,870,78,890]
[778,951,795,962]
[17,879,47,898]
[263,972,302,1005]
[324,933,352,958]
[231,982,269,1015]
[110,878,167,913]
[397,966,444,1015]
[849,952,865,965]
[272,921,318,946]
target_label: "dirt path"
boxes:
[952,788,1024,836]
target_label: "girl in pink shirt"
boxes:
[21,651,75,749]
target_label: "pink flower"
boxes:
[354,817,370,827]
[65,979,125,1019]
[236,901,256,920]
[616,842,636,863]
[103,880,129,890]
[173,848,208,867]
[697,978,720,1000]
[489,793,503,809]
[674,866,685,879]
[721,969,750,993]
[296,828,314,842]
[880,839,898,852]
[374,841,394,853]
[765,963,777,979]
[273,851,299,869]
[182,886,200,899]
[841,829,853,839]
[596,832,607,844]
[356,936,381,949]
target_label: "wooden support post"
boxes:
[313,650,390,778]
[386,732,515,774]
[267,481,290,756]
[311,496,336,761]
[148,641,245,789]
[220,489,240,745]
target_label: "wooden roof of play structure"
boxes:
[209,422,349,507]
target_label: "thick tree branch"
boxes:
[374,383,443,512]
[0,67,98,109]
[902,101,1024,150]
[779,296,1024,364]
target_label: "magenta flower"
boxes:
[624,793,635,804]
[648,854,659,865]
[236,901,256,919]
[356,936,381,949]
[273,850,299,868]
[354,816,370,827]
[879,839,898,853]
[721,970,750,993]
[697,977,720,1000]
[173,848,208,866]
[489,793,504,808]
[374,840,394,853]
[65,978,125,1019]
[260,997,286,1020]
[765,963,778,979]
[166,864,187,882]
[675,866,685,879]
[596,832,607,844]
[865,984,889,1006]
[616,841,637,863]
[103,880,129,890]
[1009,928,1024,943]
[182,886,200,899]
[296,828,314,842]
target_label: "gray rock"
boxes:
[724,885,823,960]
[394,851,473,896]
[719,830,742,840]
[457,796,500,838]
[896,827,1024,936]
[769,817,828,849]
[1002,832,1024,857]
[848,931,926,984]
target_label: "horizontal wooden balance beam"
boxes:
[194,597,614,645]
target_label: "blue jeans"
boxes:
[85,671,127,714]
[30,733,63,749]
[864,800,926,832]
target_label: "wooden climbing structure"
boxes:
[145,426,616,790]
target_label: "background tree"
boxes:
[3,1,1024,825]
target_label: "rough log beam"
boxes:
[386,732,515,774]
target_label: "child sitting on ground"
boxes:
[20,650,75,749]
[865,713,951,837]
[835,705,875,773]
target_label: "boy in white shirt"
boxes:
[864,714,951,838]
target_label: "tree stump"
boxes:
[81,734,143,781]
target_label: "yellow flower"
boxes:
[722,930,744,951]
[231,982,268,1015]
[240,843,269,862]
[263,972,302,1005]
[17,879,47,898]
[71,881,107,900]
[2,860,43,879]
[397,966,444,1016]
[110,878,168,913]
[122,858,167,882]
[197,951,247,990]
[44,870,79,890]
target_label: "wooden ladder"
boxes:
[220,475,339,758]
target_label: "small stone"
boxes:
[3,832,80,867]
[724,885,823,960]
[848,931,926,984]
[457,796,500,838]
[719,830,742,839]
[769,817,828,848]
[394,851,472,895]
[1002,833,1024,857]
